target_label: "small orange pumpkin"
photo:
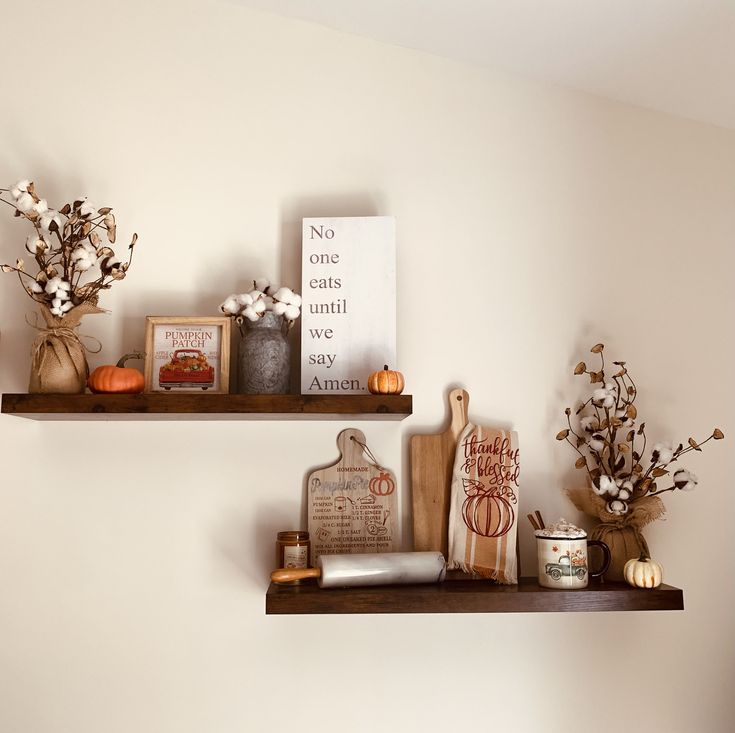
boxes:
[367,365,404,395]
[88,352,145,394]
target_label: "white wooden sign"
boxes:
[301,216,396,394]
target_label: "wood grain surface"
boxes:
[410,388,469,554]
[1,393,412,420]
[307,428,398,561]
[265,578,684,615]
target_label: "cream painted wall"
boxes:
[0,1,733,732]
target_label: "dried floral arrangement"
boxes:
[556,343,724,578]
[220,279,301,334]
[557,343,724,517]
[0,179,138,317]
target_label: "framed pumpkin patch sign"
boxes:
[144,316,230,393]
[307,428,399,563]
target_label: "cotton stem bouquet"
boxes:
[1,179,138,317]
[220,279,301,336]
[556,343,724,577]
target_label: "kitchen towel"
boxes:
[447,422,520,584]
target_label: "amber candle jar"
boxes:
[276,531,310,570]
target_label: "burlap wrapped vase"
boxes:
[28,302,104,394]
[567,486,665,582]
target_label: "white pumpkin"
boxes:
[624,556,663,589]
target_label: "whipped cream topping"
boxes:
[534,518,587,539]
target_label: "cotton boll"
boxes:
[607,500,628,516]
[220,297,240,315]
[15,192,35,212]
[32,198,48,215]
[284,304,300,321]
[236,293,253,306]
[651,443,674,465]
[10,179,30,199]
[29,281,43,294]
[253,298,266,314]
[60,301,73,313]
[72,243,95,263]
[57,280,71,291]
[45,276,62,294]
[254,278,270,292]
[242,305,259,322]
[55,289,69,301]
[39,210,62,231]
[592,388,615,409]
[27,235,49,254]
[614,406,634,426]
[588,433,605,452]
[272,301,288,316]
[273,287,292,303]
[249,289,264,301]
[78,199,97,217]
[617,489,631,501]
[75,258,93,272]
[580,416,598,433]
[50,307,63,317]
[594,475,616,496]
[289,293,302,308]
[51,298,63,309]
[673,468,698,491]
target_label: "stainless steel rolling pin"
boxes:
[271,551,446,588]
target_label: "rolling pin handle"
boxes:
[271,567,321,584]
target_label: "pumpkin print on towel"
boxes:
[447,423,520,584]
[461,478,516,538]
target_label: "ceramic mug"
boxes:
[536,533,611,589]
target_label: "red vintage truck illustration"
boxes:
[159,349,214,390]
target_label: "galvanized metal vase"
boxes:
[237,312,290,394]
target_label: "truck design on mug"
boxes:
[545,553,587,581]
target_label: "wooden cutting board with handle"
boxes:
[308,428,399,563]
[410,388,469,555]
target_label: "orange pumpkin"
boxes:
[369,471,395,496]
[88,352,145,394]
[367,365,404,395]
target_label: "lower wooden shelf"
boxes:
[265,577,684,615]
[1,393,412,420]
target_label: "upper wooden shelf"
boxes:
[1,393,413,420]
[265,577,684,615]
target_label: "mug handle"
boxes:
[587,540,611,578]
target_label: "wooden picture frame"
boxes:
[144,316,230,394]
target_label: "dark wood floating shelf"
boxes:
[266,577,684,615]
[1,393,413,420]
